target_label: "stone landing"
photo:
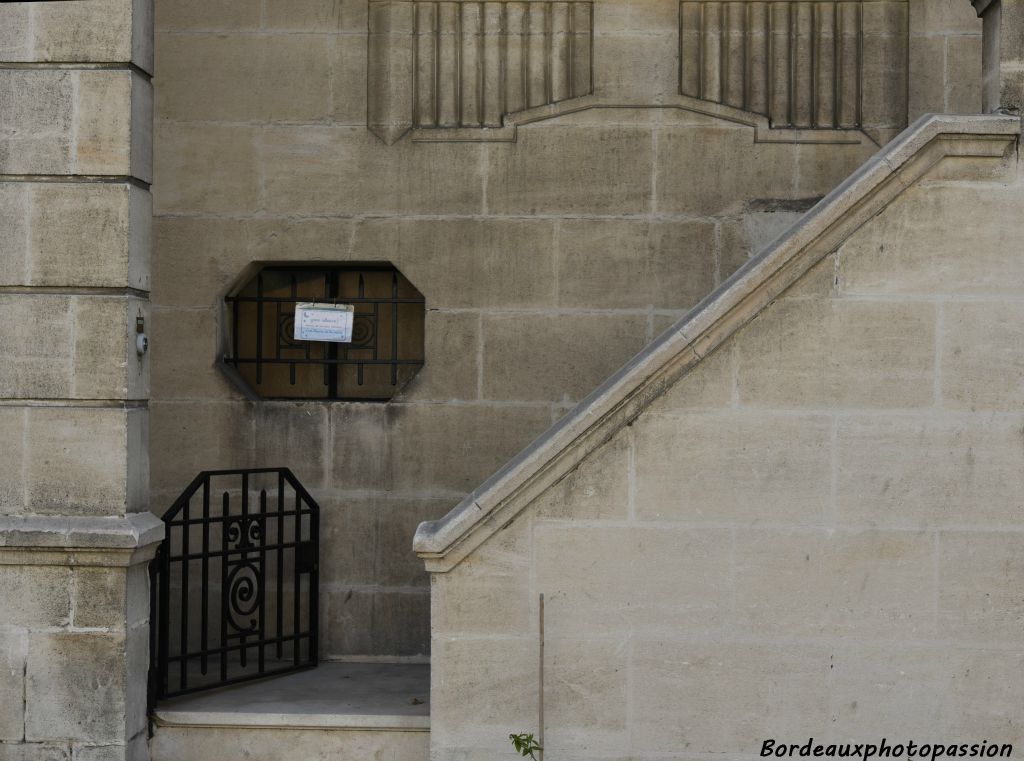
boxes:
[150,663,429,761]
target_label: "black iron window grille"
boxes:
[149,468,319,705]
[223,264,426,401]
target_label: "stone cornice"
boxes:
[412,113,1021,573]
[0,511,164,566]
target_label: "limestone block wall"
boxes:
[422,118,1024,760]
[0,1,160,760]
[909,0,984,116]
[152,0,978,659]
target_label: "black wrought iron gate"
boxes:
[149,468,319,705]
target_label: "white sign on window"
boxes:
[293,303,354,343]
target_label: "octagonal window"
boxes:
[222,263,425,401]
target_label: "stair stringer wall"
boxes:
[417,113,1024,760]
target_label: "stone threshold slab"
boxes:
[153,662,430,731]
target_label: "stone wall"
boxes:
[422,115,1024,759]
[0,1,161,759]
[150,0,981,658]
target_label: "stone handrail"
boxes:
[412,112,1020,572]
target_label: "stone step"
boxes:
[150,662,429,761]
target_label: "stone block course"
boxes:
[387,403,552,493]
[635,411,831,523]
[556,219,717,309]
[938,531,1024,642]
[25,633,127,743]
[154,33,334,123]
[0,70,150,179]
[481,312,649,402]
[0,0,152,71]
[22,406,147,517]
[836,415,1024,526]
[941,301,1024,411]
[0,295,148,402]
[0,183,150,290]
[736,297,936,409]
[535,525,734,636]
[733,528,936,638]
[631,641,832,755]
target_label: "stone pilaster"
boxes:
[973,0,1024,113]
[0,1,160,760]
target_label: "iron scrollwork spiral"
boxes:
[225,517,263,635]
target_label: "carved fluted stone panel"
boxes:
[679,1,908,132]
[368,0,593,143]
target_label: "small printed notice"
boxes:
[293,302,354,343]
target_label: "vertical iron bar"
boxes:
[276,472,285,660]
[158,530,171,700]
[258,488,267,674]
[219,491,229,683]
[391,271,399,386]
[200,479,210,676]
[309,492,320,665]
[179,497,190,692]
[255,274,264,385]
[239,472,249,669]
[357,273,365,386]
[231,298,239,365]
[293,489,302,665]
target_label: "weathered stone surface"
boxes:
[23,407,145,516]
[556,219,716,309]
[0,0,152,70]
[153,124,260,214]
[25,633,127,743]
[150,724,428,761]
[149,401,253,493]
[260,128,484,215]
[353,218,557,309]
[0,183,151,290]
[646,343,734,411]
[942,301,1024,411]
[631,641,832,755]
[481,313,648,402]
[635,411,832,523]
[430,637,534,750]
[836,415,1024,526]
[328,404,391,491]
[72,568,128,629]
[736,297,936,409]
[150,308,225,401]
[533,433,630,521]
[155,0,260,31]
[432,519,531,636]
[0,631,27,741]
[938,531,1024,642]
[0,744,70,761]
[841,184,1024,296]
[535,525,733,636]
[155,33,333,122]
[734,529,935,638]
[0,70,148,178]
[0,295,148,401]
[485,125,653,215]
[388,403,551,493]
[398,311,479,401]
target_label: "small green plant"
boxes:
[509,732,543,760]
